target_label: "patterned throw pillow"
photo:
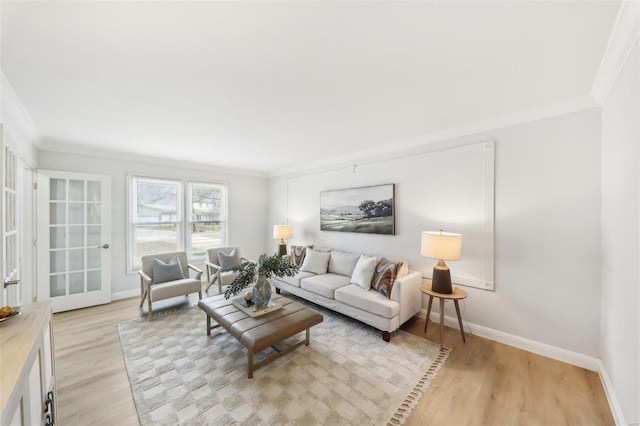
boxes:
[371,258,402,298]
[290,245,313,267]
[152,256,185,284]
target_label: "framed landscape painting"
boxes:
[320,184,395,235]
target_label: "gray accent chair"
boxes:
[205,247,252,294]
[139,251,203,320]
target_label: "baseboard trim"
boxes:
[111,289,140,301]
[598,360,628,426]
[419,309,600,371]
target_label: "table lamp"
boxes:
[273,225,292,257]
[421,230,462,294]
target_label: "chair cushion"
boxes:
[300,273,351,299]
[300,249,331,274]
[350,254,377,290]
[150,278,201,301]
[334,285,399,319]
[152,256,185,284]
[277,271,316,288]
[328,250,360,276]
[371,258,402,298]
[218,249,241,270]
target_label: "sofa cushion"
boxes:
[150,278,201,300]
[152,256,185,284]
[300,249,331,274]
[351,254,377,290]
[371,258,403,298]
[277,271,316,288]
[301,273,351,299]
[335,285,400,319]
[328,250,360,276]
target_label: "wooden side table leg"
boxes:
[454,299,466,343]
[206,315,211,335]
[424,295,434,333]
[439,298,445,350]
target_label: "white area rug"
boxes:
[118,298,450,425]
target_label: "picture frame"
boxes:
[320,184,395,235]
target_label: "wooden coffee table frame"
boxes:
[198,294,323,378]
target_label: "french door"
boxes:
[37,170,111,312]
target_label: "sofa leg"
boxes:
[275,288,281,294]
[382,331,390,342]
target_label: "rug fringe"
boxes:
[387,347,452,425]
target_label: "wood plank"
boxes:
[53,296,614,425]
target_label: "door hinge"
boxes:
[33,182,38,190]
[32,240,37,247]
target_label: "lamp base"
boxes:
[277,241,287,257]
[432,261,452,294]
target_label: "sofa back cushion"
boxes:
[328,250,361,276]
[300,249,331,274]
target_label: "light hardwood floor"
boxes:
[53,294,614,425]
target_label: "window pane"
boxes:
[69,226,84,248]
[190,222,223,257]
[50,202,65,225]
[87,270,101,292]
[87,181,101,202]
[50,227,65,249]
[70,203,84,224]
[190,183,225,221]
[87,225,101,246]
[50,179,66,201]
[69,272,84,294]
[133,225,178,266]
[50,250,65,274]
[50,274,66,297]
[134,178,180,223]
[69,180,85,202]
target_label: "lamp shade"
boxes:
[421,231,462,261]
[273,225,292,239]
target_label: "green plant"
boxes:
[224,253,299,299]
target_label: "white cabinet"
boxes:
[0,302,57,425]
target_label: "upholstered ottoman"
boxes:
[198,294,323,378]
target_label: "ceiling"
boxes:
[1,1,620,176]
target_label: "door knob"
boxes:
[100,244,110,249]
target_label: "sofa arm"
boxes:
[390,270,423,325]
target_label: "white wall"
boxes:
[38,150,268,295]
[268,108,602,357]
[600,40,639,424]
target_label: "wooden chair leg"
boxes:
[198,290,202,300]
[148,295,153,320]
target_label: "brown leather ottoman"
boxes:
[198,293,323,378]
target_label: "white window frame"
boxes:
[2,144,19,306]
[126,174,228,272]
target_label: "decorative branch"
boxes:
[223,254,298,299]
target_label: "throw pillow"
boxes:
[299,249,331,275]
[371,257,402,298]
[290,245,313,267]
[152,256,185,284]
[351,255,378,290]
[218,249,241,271]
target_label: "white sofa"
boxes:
[272,248,423,341]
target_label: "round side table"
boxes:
[421,284,468,350]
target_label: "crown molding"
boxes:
[39,139,269,179]
[270,95,598,179]
[591,0,640,104]
[1,73,42,146]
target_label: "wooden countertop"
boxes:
[0,301,52,415]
